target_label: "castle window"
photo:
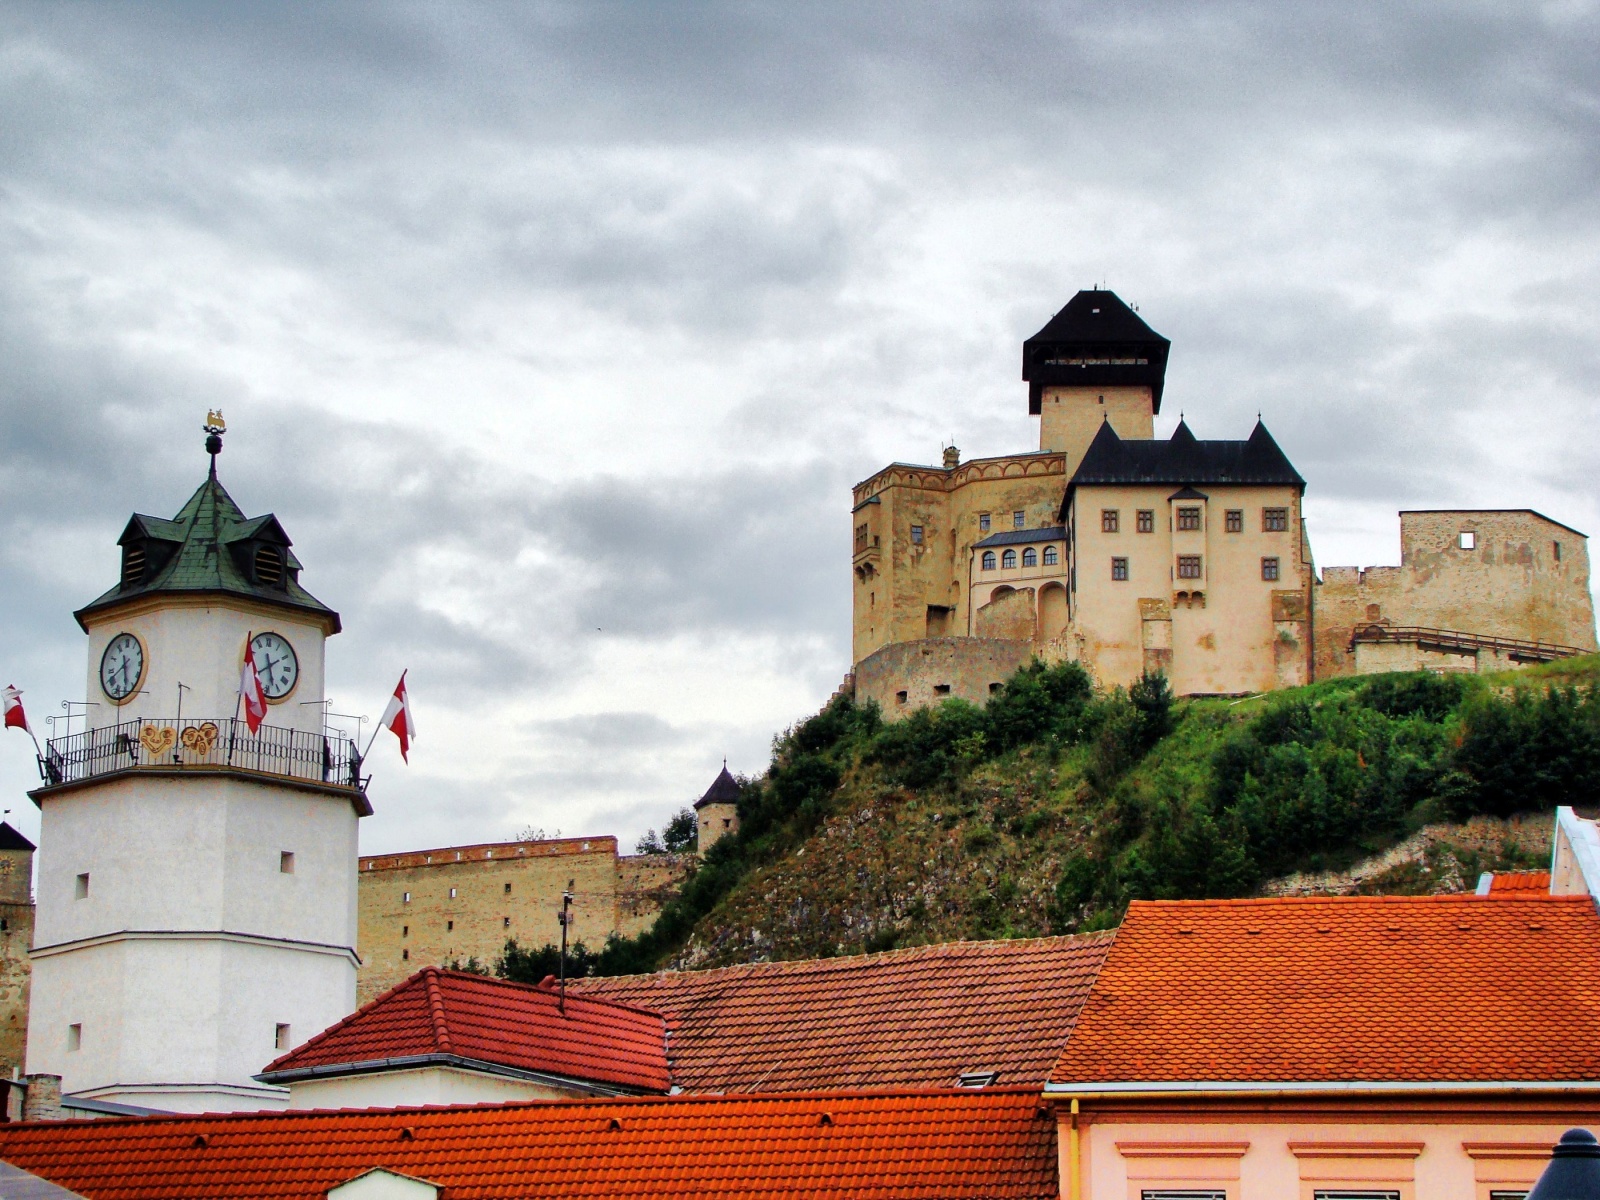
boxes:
[447,920,453,931]
[1001,549,1017,569]
[1022,548,1037,567]
[1137,510,1154,533]
[503,916,511,928]
[1262,507,1288,532]
[279,851,295,874]
[121,543,147,589]
[67,1024,81,1052]
[1176,506,1202,531]
[1013,511,1025,529]
[504,882,512,894]
[1111,557,1128,581]
[1177,555,1203,579]
[934,684,951,695]
[449,887,457,898]
[1460,530,1476,550]
[254,544,284,586]
[981,551,996,571]
[1554,540,1562,561]
[402,925,408,937]
[403,892,411,903]
[403,948,409,960]
[1225,509,1243,533]
[275,1023,291,1051]
[1043,546,1059,565]
[895,691,908,705]
[854,523,868,553]
[1101,509,1119,533]
[910,525,924,545]
[75,873,89,900]
[1261,556,1280,581]
[978,513,991,533]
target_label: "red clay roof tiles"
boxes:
[260,968,669,1093]
[1050,894,1600,1086]
[1488,870,1553,893]
[0,1088,1058,1200]
[571,934,1112,1093]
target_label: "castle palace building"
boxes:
[24,420,367,1113]
[851,290,1596,712]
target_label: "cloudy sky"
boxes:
[1,2,1596,855]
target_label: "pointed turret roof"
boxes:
[75,467,339,633]
[694,766,740,811]
[0,823,35,853]
[1022,289,1171,413]
[1062,418,1303,514]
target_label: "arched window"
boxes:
[1022,548,1038,567]
[981,551,996,571]
[1043,546,1059,565]
[1001,549,1017,569]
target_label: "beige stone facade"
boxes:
[851,290,1594,712]
[0,831,33,1078]
[1315,509,1596,677]
[356,837,689,1004]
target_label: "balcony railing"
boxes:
[37,717,364,792]
[1349,623,1588,663]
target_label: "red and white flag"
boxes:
[380,671,416,763]
[2,686,29,735]
[238,642,269,735]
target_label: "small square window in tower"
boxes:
[67,1023,81,1052]
[1101,509,1119,533]
[1460,530,1476,550]
[910,525,924,545]
[1225,509,1243,533]
[1262,507,1288,532]
[279,851,295,874]
[1013,511,1025,529]
[1261,556,1280,581]
[1111,557,1129,581]
[275,1023,291,1051]
[1176,506,1202,531]
[978,513,991,533]
[75,873,89,900]
[1137,509,1154,533]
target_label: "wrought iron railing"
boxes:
[1349,623,1588,663]
[38,717,364,791]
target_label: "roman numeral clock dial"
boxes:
[99,632,145,703]
[249,632,299,701]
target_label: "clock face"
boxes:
[100,633,145,703]
[249,632,299,701]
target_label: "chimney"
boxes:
[21,1073,62,1122]
[942,445,960,470]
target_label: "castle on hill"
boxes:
[849,289,1597,711]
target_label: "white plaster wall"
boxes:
[29,935,352,1111]
[289,1066,574,1110]
[83,603,328,735]
[35,775,357,948]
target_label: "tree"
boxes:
[634,828,665,854]
[496,939,598,986]
[663,807,698,853]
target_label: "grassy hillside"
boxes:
[583,656,1600,975]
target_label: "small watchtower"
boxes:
[694,766,741,853]
[1022,289,1170,474]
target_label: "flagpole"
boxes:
[226,634,249,766]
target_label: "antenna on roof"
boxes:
[557,881,574,1015]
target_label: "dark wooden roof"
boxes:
[695,766,740,810]
[1022,289,1171,413]
[1062,419,1303,516]
[0,822,35,853]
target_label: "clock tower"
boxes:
[25,417,368,1112]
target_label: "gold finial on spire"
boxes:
[204,410,226,435]
[203,411,226,477]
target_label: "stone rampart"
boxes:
[853,637,1034,719]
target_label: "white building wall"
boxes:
[83,604,328,737]
[288,1066,575,1111]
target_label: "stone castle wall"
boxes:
[0,847,32,1077]
[853,637,1035,719]
[1315,510,1596,678]
[356,837,690,1004]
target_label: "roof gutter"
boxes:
[1044,1080,1600,1098]
[255,1051,666,1097]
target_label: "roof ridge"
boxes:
[1127,894,1584,908]
[580,931,1115,986]
[423,968,453,1053]
[259,970,432,1074]
[432,968,671,1022]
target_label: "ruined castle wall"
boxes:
[0,847,32,1076]
[356,837,688,1004]
[1314,511,1596,678]
[853,637,1035,719]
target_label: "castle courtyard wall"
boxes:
[854,637,1035,719]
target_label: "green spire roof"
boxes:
[75,470,340,633]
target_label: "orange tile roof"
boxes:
[260,968,669,1094]
[1489,870,1553,893]
[571,934,1113,1092]
[0,1088,1057,1200]
[1050,894,1600,1087]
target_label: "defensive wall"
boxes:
[356,836,690,1003]
[0,837,32,1077]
